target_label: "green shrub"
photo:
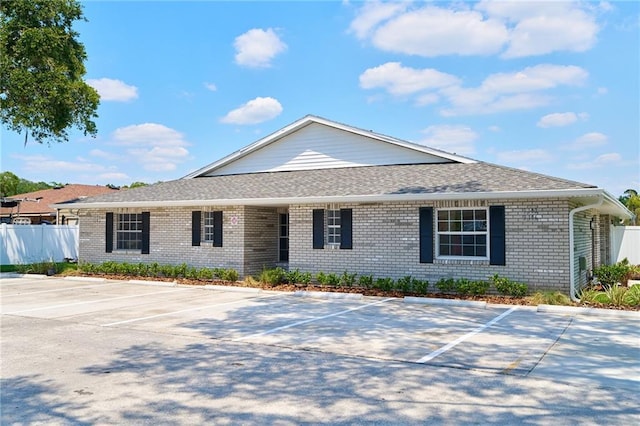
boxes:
[455,278,489,296]
[259,267,286,285]
[413,279,429,295]
[594,260,632,287]
[375,277,394,291]
[491,274,528,297]
[435,277,456,293]
[358,274,374,289]
[219,268,239,282]
[397,276,414,293]
[197,268,214,281]
[326,273,340,286]
[624,285,640,306]
[316,271,328,285]
[339,271,357,287]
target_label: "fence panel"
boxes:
[610,225,640,265]
[0,224,79,265]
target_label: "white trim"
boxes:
[55,188,629,212]
[435,207,489,260]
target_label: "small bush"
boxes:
[339,271,358,287]
[358,274,374,289]
[456,278,490,296]
[285,269,311,284]
[219,268,239,282]
[594,259,632,287]
[435,277,456,293]
[624,285,640,306]
[316,271,328,285]
[375,277,394,291]
[413,279,429,295]
[491,274,528,297]
[397,276,414,293]
[259,267,286,285]
[326,273,340,286]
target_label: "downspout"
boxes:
[568,195,603,302]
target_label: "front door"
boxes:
[279,213,289,262]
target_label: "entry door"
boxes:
[279,213,289,262]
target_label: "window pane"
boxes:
[476,210,486,220]
[463,210,473,220]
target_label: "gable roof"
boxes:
[184,115,475,178]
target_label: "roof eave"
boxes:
[53,188,632,219]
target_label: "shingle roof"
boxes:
[59,162,595,207]
[1,184,119,215]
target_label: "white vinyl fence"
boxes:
[0,224,79,265]
[610,225,640,265]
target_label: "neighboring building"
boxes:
[55,116,633,296]
[1,184,119,225]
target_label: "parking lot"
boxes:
[2,275,639,425]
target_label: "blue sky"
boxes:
[1,0,638,197]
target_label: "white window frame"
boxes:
[436,207,489,260]
[326,208,341,248]
[203,211,216,242]
[116,213,142,251]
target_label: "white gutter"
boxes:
[53,187,611,210]
[568,195,603,302]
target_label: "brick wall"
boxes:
[289,198,574,293]
[78,197,602,294]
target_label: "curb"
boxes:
[127,279,177,287]
[64,276,107,282]
[537,304,640,319]
[404,296,487,309]
[0,273,47,279]
[204,284,261,293]
[294,290,363,300]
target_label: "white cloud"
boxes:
[111,123,190,172]
[348,0,408,39]
[567,152,622,169]
[359,62,459,95]
[371,7,508,57]
[204,82,218,92]
[496,149,554,164]
[220,97,283,125]
[440,64,588,116]
[488,125,501,132]
[350,1,602,58]
[234,28,287,68]
[12,154,111,175]
[418,125,478,155]
[86,78,138,102]
[537,112,579,128]
[574,132,609,148]
[360,63,588,116]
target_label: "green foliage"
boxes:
[15,260,57,275]
[530,291,571,306]
[0,171,54,197]
[1,0,100,144]
[455,278,490,296]
[374,277,394,291]
[594,259,632,287]
[326,273,340,286]
[413,278,429,295]
[358,274,374,289]
[618,189,640,224]
[491,274,528,297]
[435,277,456,293]
[339,271,357,287]
[258,267,286,286]
[284,269,311,285]
[624,285,640,306]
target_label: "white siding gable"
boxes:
[206,123,453,176]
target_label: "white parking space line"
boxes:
[102,294,281,327]
[234,297,396,342]
[3,288,185,315]
[416,306,518,363]
[1,282,117,297]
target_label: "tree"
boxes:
[619,188,640,225]
[0,0,99,145]
[0,171,20,197]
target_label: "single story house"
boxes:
[56,115,633,296]
[1,184,119,224]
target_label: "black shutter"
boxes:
[192,211,201,246]
[340,209,352,249]
[105,212,113,253]
[489,206,506,266]
[419,207,434,263]
[141,212,150,254]
[313,209,324,249]
[212,211,223,247]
